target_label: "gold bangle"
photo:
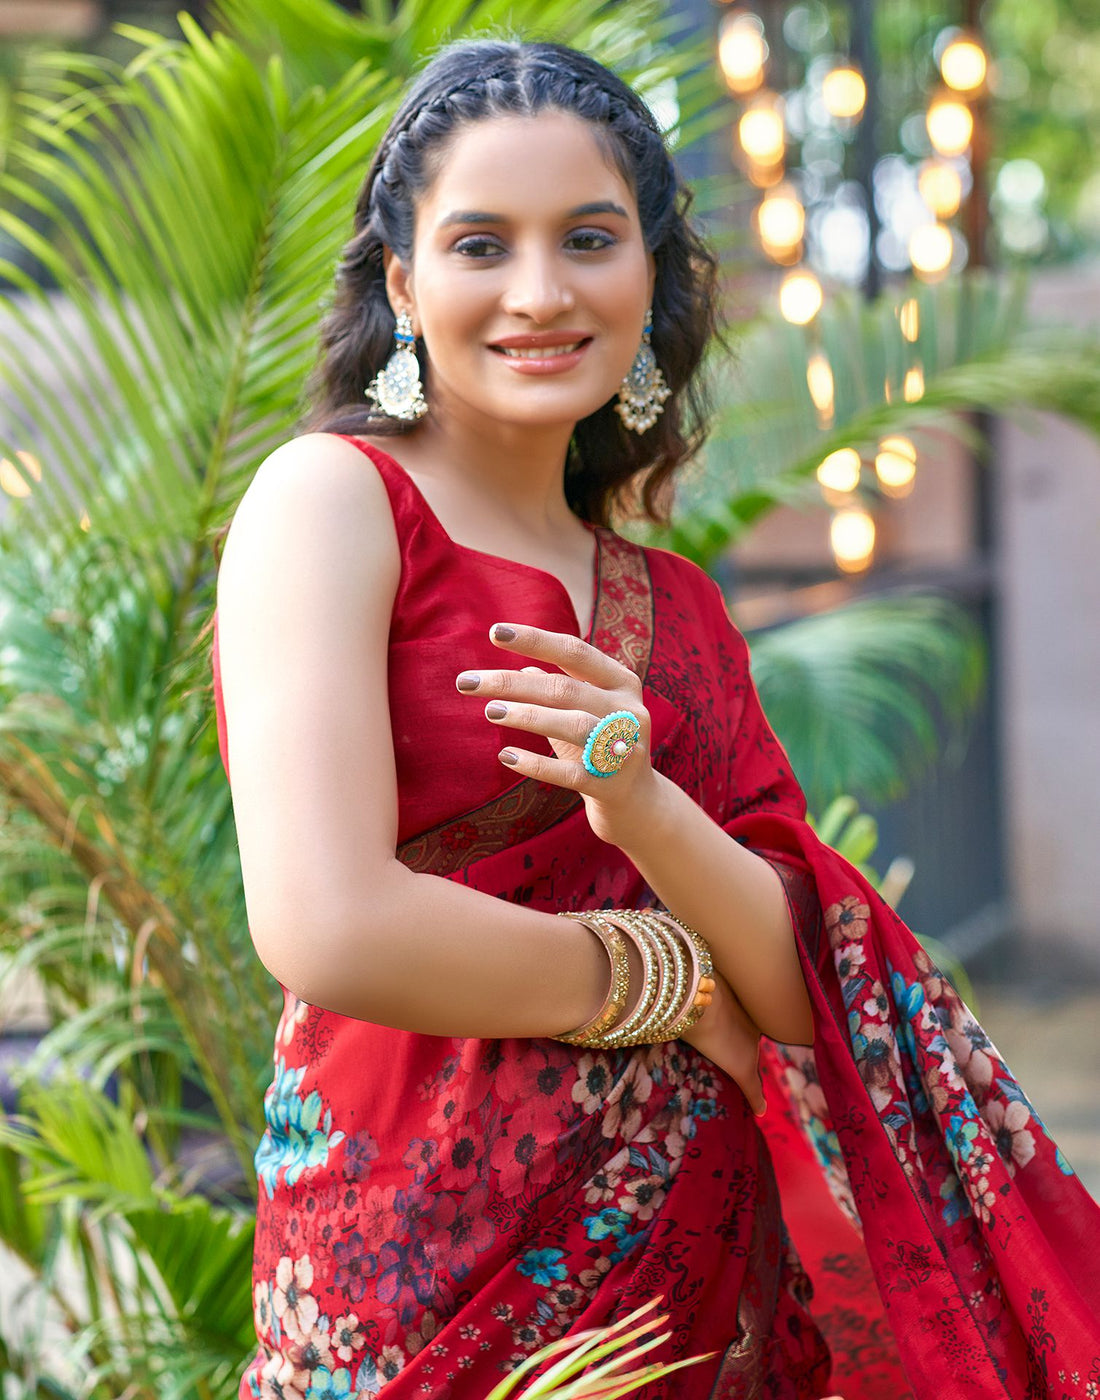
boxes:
[552,912,631,1045]
[598,911,674,1049]
[659,914,715,1039]
[633,911,690,1043]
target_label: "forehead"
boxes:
[417,110,637,224]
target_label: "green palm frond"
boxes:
[749,593,986,811]
[663,269,1100,567]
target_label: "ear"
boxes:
[382,246,419,333]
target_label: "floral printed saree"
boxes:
[212,438,1100,1400]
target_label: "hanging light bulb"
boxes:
[757,183,805,261]
[926,96,973,157]
[831,508,876,572]
[909,223,954,278]
[738,98,785,166]
[875,435,917,497]
[897,298,920,342]
[779,269,823,324]
[940,35,987,93]
[822,65,866,120]
[718,10,768,95]
[918,159,964,218]
[816,448,862,493]
[903,366,925,401]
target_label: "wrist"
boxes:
[600,769,682,856]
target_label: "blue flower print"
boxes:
[306,1367,354,1400]
[354,1355,382,1396]
[255,1056,346,1200]
[947,1110,981,1164]
[939,1172,972,1225]
[517,1247,568,1286]
[610,1227,648,1265]
[690,1097,720,1122]
[342,1130,379,1182]
[584,1208,630,1243]
[375,1238,436,1325]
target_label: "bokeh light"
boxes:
[778,269,824,323]
[831,508,876,572]
[926,97,974,157]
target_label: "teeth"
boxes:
[498,342,582,358]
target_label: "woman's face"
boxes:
[385,109,656,433]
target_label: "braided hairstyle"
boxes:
[301,38,721,526]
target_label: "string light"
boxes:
[0,451,41,498]
[909,223,954,278]
[918,159,964,218]
[897,299,920,342]
[738,98,785,166]
[875,435,918,497]
[822,65,866,120]
[831,508,876,572]
[806,352,835,422]
[926,96,974,157]
[757,183,805,260]
[816,448,862,493]
[903,366,925,401]
[718,10,768,95]
[778,269,823,324]
[940,35,987,93]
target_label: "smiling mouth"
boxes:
[490,338,592,359]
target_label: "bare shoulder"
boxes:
[217,431,400,619]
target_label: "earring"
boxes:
[365,311,428,421]
[614,308,671,434]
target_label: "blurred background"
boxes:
[0,1,1096,1394]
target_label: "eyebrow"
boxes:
[438,201,630,227]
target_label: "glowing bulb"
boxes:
[816,448,861,493]
[898,298,920,342]
[0,451,41,498]
[718,12,768,94]
[758,185,804,255]
[747,159,785,189]
[739,103,785,165]
[940,37,987,92]
[926,97,973,157]
[876,436,917,497]
[909,223,954,277]
[918,159,963,218]
[831,508,876,572]
[778,269,823,324]
[806,353,834,413]
[903,366,925,401]
[822,65,866,120]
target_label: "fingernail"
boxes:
[491,624,516,642]
[485,702,508,720]
[456,673,481,692]
[753,1099,768,1119]
[499,749,519,765]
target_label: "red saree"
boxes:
[212,437,1100,1400]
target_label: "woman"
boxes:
[211,38,1100,1400]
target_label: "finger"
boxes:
[497,745,589,789]
[456,666,595,712]
[489,622,636,692]
[485,700,597,749]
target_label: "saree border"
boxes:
[397,530,654,875]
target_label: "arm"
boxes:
[215,433,615,1039]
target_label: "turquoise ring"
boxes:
[582,710,641,778]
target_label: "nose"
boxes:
[499,244,575,323]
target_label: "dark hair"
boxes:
[299,37,721,527]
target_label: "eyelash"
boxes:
[452,229,618,257]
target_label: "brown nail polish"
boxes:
[491,624,516,642]
[499,749,519,765]
[456,673,480,692]
[486,702,508,719]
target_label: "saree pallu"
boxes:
[213,437,1100,1400]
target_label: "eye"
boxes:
[452,235,504,258]
[566,228,617,252]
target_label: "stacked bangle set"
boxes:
[552,908,716,1049]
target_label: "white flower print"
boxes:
[273,1254,319,1342]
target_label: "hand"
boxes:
[679,967,766,1117]
[455,622,660,845]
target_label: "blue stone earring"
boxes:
[614,308,671,434]
[365,311,428,421]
